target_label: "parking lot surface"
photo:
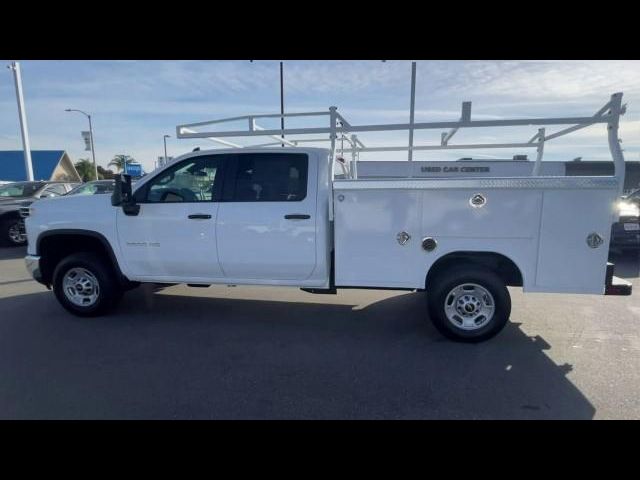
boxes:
[1,246,639,419]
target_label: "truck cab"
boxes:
[115,148,331,286]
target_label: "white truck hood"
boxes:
[26,194,118,254]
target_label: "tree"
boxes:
[74,158,97,182]
[97,166,115,180]
[108,154,136,173]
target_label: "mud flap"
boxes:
[605,262,632,296]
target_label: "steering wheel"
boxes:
[159,190,184,202]
[158,188,198,202]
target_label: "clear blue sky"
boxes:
[1,60,638,172]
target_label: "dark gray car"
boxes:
[0,181,78,246]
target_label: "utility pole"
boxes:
[8,62,34,181]
[249,60,286,147]
[87,114,97,180]
[65,109,98,180]
[408,61,417,164]
[280,61,285,147]
[163,134,170,166]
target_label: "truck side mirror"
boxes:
[112,174,140,216]
[111,176,123,206]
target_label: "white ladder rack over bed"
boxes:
[175,65,627,191]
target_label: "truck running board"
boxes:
[605,262,632,296]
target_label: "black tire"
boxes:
[427,265,511,343]
[52,252,123,317]
[1,218,27,247]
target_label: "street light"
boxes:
[279,61,285,147]
[8,62,34,181]
[163,134,170,167]
[65,108,98,181]
[249,60,285,147]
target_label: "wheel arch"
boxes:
[425,251,524,290]
[0,210,21,221]
[36,229,129,287]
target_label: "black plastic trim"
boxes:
[604,261,632,296]
[36,229,129,285]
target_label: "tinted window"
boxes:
[145,156,223,203]
[0,182,44,198]
[230,153,307,202]
[67,182,115,196]
[43,184,67,196]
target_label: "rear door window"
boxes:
[42,184,67,196]
[226,153,308,202]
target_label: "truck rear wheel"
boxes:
[427,266,511,342]
[52,252,123,317]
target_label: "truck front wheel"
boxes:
[52,252,123,317]
[427,266,511,342]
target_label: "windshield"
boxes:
[0,182,44,198]
[66,181,115,196]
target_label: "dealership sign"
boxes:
[125,162,143,177]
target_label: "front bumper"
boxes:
[25,255,43,283]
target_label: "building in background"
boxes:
[357,158,640,194]
[564,160,640,193]
[0,150,81,182]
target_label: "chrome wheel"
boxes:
[8,222,26,244]
[62,268,100,307]
[443,283,495,331]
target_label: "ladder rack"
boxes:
[176,93,627,190]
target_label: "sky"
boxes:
[0,60,639,173]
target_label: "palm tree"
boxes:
[74,158,97,182]
[97,166,114,180]
[109,154,136,173]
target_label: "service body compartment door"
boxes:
[534,188,618,294]
[334,188,423,288]
[216,152,317,281]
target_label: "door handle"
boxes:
[284,214,311,220]
[188,214,212,220]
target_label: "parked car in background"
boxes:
[18,180,116,242]
[610,188,640,253]
[0,181,78,246]
[65,180,116,197]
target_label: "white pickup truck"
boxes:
[24,93,632,342]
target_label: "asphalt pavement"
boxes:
[0,246,638,419]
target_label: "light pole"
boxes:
[279,61,285,147]
[250,60,285,147]
[65,108,98,181]
[163,134,170,166]
[7,62,34,181]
